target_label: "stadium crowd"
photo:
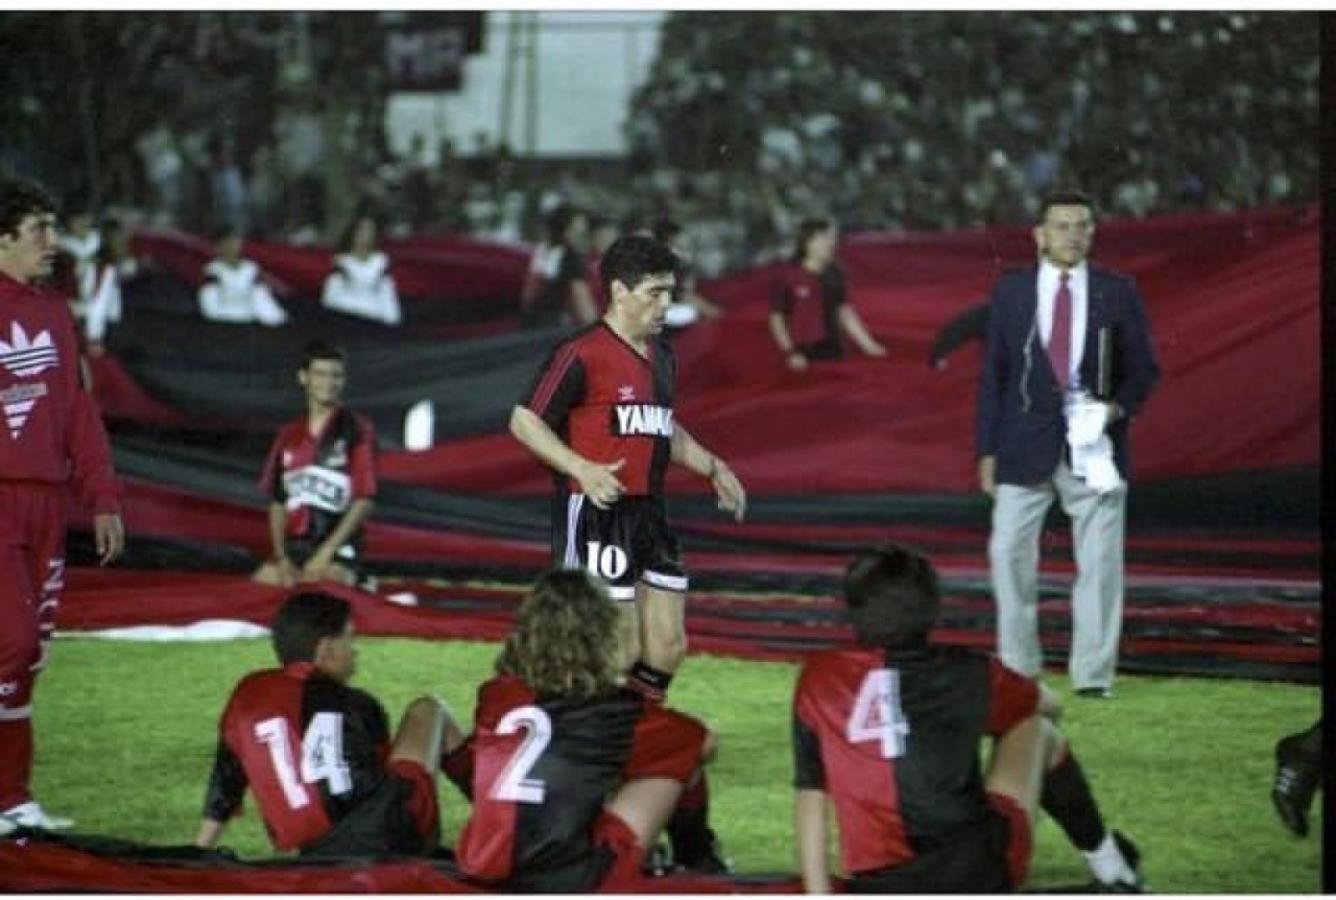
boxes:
[0,12,1316,275]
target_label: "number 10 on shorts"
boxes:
[585,541,629,580]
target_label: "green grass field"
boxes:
[32,635,1321,892]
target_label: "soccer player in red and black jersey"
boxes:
[196,592,464,856]
[0,177,125,833]
[510,233,746,700]
[456,569,715,892]
[768,217,886,372]
[254,341,376,589]
[793,545,1144,893]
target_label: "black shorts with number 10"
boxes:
[556,494,688,602]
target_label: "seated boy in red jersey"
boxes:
[196,592,464,857]
[793,545,1144,893]
[455,569,717,892]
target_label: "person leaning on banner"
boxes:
[975,189,1159,698]
[253,341,376,589]
[197,225,288,326]
[321,214,401,326]
[768,217,887,371]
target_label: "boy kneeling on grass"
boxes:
[196,591,465,857]
[792,545,1145,893]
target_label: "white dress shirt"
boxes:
[1036,259,1088,391]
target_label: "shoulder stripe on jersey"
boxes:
[530,342,579,414]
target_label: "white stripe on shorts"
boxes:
[606,584,637,602]
[0,705,33,722]
[643,570,689,593]
[564,493,586,569]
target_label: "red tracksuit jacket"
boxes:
[0,273,120,527]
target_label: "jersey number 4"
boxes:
[847,668,911,759]
[254,713,353,809]
[492,705,553,804]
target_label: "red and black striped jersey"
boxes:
[259,408,376,546]
[792,644,1038,875]
[770,261,847,348]
[456,675,706,889]
[202,663,394,851]
[520,323,676,497]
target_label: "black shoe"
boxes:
[1075,686,1114,699]
[1272,733,1320,838]
[1085,830,1145,893]
[674,841,734,876]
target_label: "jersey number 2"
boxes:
[491,705,553,804]
[254,713,353,809]
[847,668,911,759]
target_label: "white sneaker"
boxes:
[1,801,74,831]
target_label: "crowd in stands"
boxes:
[5,12,1314,280]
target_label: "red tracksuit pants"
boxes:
[0,482,66,810]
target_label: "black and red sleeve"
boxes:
[521,342,586,430]
[259,430,288,503]
[983,657,1041,736]
[202,737,248,822]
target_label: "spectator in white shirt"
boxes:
[321,215,401,325]
[197,226,288,326]
[57,207,100,319]
[84,218,138,353]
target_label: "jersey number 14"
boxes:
[254,713,352,809]
[846,668,911,759]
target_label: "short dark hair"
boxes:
[600,234,678,298]
[271,592,352,665]
[794,217,834,261]
[842,544,940,648]
[300,340,346,370]
[1038,189,1096,224]
[0,176,57,240]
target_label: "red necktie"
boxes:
[1048,271,1071,389]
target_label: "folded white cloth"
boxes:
[1066,398,1123,494]
[1066,398,1110,447]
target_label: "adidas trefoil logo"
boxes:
[0,322,58,377]
[0,321,59,439]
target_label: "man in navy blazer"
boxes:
[976,190,1159,697]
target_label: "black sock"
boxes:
[628,660,674,703]
[1040,746,1107,852]
[667,773,714,864]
